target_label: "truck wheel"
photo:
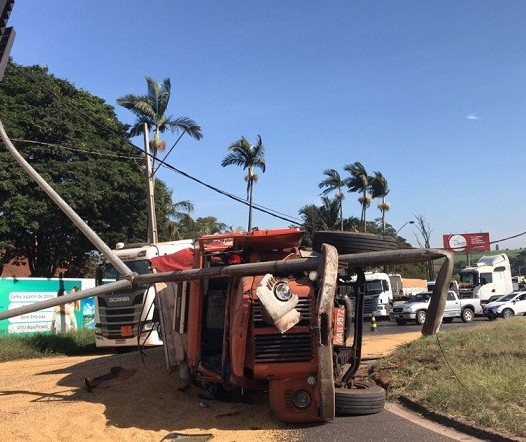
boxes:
[502,308,514,319]
[442,317,454,323]
[335,382,386,416]
[461,308,474,323]
[312,231,397,254]
[395,319,407,325]
[416,310,426,325]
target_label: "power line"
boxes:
[9,136,306,227]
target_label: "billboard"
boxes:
[442,233,490,252]
[0,278,96,335]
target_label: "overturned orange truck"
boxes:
[0,120,453,425]
[152,228,454,423]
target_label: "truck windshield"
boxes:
[101,259,152,280]
[412,292,431,302]
[365,280,383,295]
[459,271,478,287]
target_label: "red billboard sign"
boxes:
[442,233,490,252]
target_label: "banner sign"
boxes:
[0,278,96,335]
[442,233,490,252]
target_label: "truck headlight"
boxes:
[142,322,155,331]
[291,390,311,409]
[274,281,292,301]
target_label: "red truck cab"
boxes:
[185,228,333,422]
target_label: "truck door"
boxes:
[444,291,460,317]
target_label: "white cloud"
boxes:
[466,114,480,120]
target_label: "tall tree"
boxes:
[344,162,372,231]
[370,171,390,232]
[221,135,266,231]
[116,77,203,157]
[0,63,174,277]
[319,168,346,231]
[117,77,202,243]
[299,197,356,246]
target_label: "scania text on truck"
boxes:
[95,240,193,348]
[458,254,513,305]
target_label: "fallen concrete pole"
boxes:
[0,247,453,336]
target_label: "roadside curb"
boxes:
[395,395,521,442]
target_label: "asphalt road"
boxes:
[365,315,489,335]
[296,405,479,441]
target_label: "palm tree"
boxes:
[116,77,203,159]
[370,171,390,232]
[167,200,195,240]
[117,77,202,242]
[221,135,266,231]
[319,169,346,231]
[344,161,372,231]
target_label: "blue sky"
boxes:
[7,1,526,249]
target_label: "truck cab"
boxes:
[184,229,333,423]
[343,272,393,317]
[95,239,193,348]
[458,254,513,305]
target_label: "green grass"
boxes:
[0,329,98,362]
[370,317,526,438]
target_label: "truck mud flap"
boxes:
[316,243,338,421]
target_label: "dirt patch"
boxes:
[0,332,422,441]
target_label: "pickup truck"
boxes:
[389,290,482,325]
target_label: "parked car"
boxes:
[483,291,526,320]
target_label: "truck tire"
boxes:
[312,231,397,254]
[335,382,386,416]
[395,319,408,325]
[416,310,426,325]
[501,308,514,319]
[461,308,474,323]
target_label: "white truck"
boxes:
[94,239,194,348]
[341,272,393,318]
[458,254,513,306]
[390,290,482,325]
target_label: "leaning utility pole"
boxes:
[143,122,158,243]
